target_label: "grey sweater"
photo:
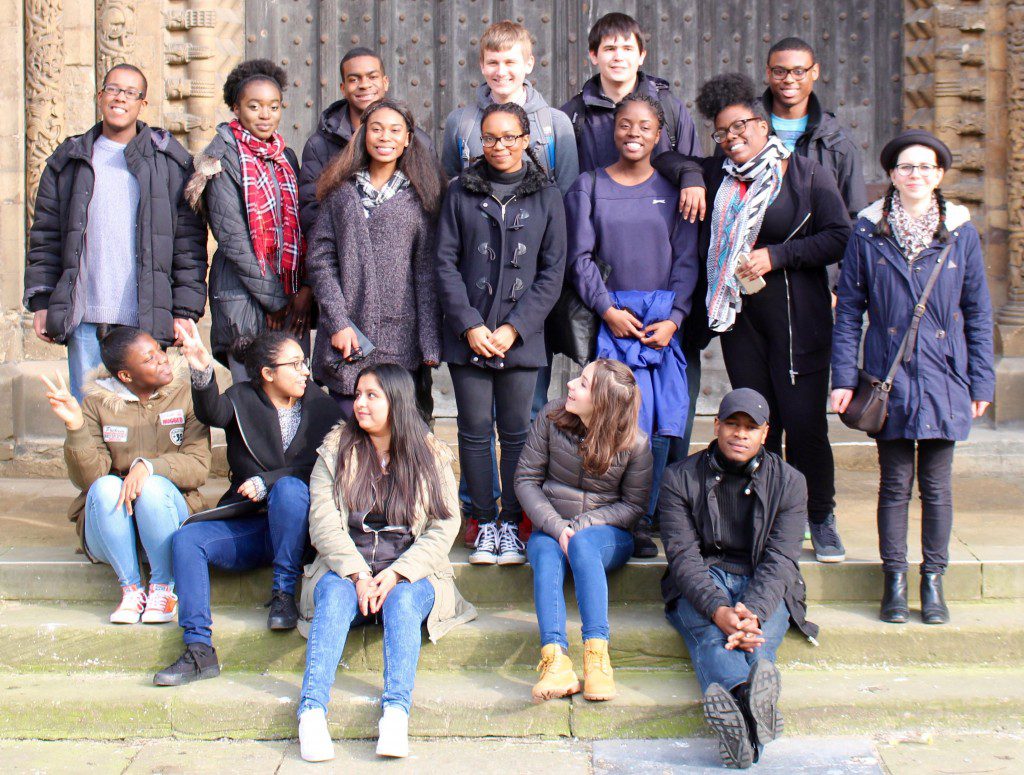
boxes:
[82,136,140,326]
[306,181,442,394]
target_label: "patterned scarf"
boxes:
[706,135,791,332]
[355,169,410,218]
[888,193,939,262]
[229,120,304,295]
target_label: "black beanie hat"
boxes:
[879,130,953,172]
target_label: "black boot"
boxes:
[880,571,909,623]
[632,523,659,558]
[268,589,299,630]
[703,682,754,769]
[153,643,220,686]
[743,660,782,748]
[920,572,950,624]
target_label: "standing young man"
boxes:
[763,37,867,220]
[659,388,817,769]
[440,20,578,195]
[24,64,207,400]
[297,47,433,235]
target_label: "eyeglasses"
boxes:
[101,84,145,101]
[768,65,815,81]
[893,163,940,178]
[481,133,527,148]
[272,358,311,373]
[711,117,762,144]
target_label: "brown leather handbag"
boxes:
[840,244,952,434]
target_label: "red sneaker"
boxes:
[463,517,480,549]
[518,518,533,542]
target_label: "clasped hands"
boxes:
[602,307,677,349]
[712,602,765,653]
[466,323,518,359]
[352,568,402,617]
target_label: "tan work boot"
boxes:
[531,644,581,703]
[582,638,616,701]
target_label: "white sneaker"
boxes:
[109,586,147,624]
[468,521,499,565]
[141,585,178,624]
[496,522,527,566]
[298,707,335,762]
[375,706,409,758]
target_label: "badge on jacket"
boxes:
[160,409,185,426]
[102,426,128,443]
[170,427,184,446]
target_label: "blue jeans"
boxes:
[666,565,790,693]
[298,572,434,716]
[527,525,634,650]
[172,476,311,645]
[532,362,552,417]
[68,323,103,401]
[84,474,189,588]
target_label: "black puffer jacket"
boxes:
[191,375,342,506]
[298,99,434,235]
[515,399,653,539]
[434,159,566,369]
[186,123,297,362]
[24,121,207,345]
[659,444,818,640]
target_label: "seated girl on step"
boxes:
[43,326,211,626]
[295,363,477,762]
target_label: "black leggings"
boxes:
[876,438,956,575]
[720,311,835,523]
[449,364,537,523]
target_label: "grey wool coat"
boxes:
[306,180,442,394]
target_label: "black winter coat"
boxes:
[297,99,434,235]
[187,123,298,362]
[191,376,342,506]
[653,152,851,372]
[24,122,208,345]
[515,399,653,539]
[434,160,567,369]
[659,445,818,640]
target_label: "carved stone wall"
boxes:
[1002,1,1024,325]
[25,0,67,220]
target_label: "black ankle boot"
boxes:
[153,643,220,686]
[920,572,950,624]
[268,589,299,630]
[880,571,909,623]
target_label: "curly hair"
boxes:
[223,59,287,108]
[695,72,766,122]
[614,93,665,129]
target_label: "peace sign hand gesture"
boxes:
[41,373,84,431]
[174,319,212,372]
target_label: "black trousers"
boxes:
[876,438,956,575]
[449,364,537,523]
[720,293,835,523]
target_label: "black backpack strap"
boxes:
[653,81,679,152]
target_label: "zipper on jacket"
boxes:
[780,211,812,386]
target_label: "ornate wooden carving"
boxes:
[1001,1,1024,324]
[25,0,65,221]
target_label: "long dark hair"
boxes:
[332,363,453,525]
[317,99,447,216]
[873,183,950,245]
[548,359,642,477]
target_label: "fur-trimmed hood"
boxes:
[458,158,551,199]
[858,197,971,232]
[184,124,236,214]
[81,356,190,411]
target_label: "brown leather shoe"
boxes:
[582,638,616,701]
[531,644,580,703]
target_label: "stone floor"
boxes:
[2,733,1023,774]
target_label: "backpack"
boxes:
[456,104,557,173]
[567,78,680,152]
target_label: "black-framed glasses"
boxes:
[482,133,527,148]
[768,65,815,81]
[711,117,762,144]
[893,163,940,177]
[101,84,145,101]
[272,358,311,373]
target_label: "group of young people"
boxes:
[25,10,995,770]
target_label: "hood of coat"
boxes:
[580,71,670,109]
[858,197,972,232]
[50,121,190,172]
[185,123,240,213]
[760,89,845,146]
[458,158,550,198]
[473,81,550,114]
[81,356,190,412]
[317,99,355,143]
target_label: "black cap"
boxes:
[717,388,770,426]
[879,130,953,172]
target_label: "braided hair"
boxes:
[873,183,950,245]
[479,101,548,175]
[613,93,665,129]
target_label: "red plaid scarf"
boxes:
[230,120,304,294]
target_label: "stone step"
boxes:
[0,667,1021,741]
[2,545,1021,607]
[2,600,1021,675]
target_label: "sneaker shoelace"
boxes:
[498,522,525,554]
[119,587,147,613]
[146,587,175,612]
[474,522,499,551]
